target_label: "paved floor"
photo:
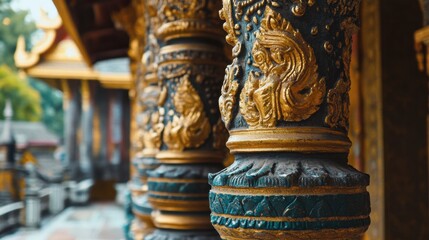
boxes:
[3,203,125,240]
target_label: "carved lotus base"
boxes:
[208,153,370,240]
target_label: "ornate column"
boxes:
[61,79,80,180]
[209,1,370,239]
[79,80,93,179]
[146,0,228,238]
[113,1,157,239]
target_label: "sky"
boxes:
[11,0,58,22]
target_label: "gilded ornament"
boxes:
[234,0,280,22]
[220,0,239,46]
[163,73,211,151]
[239,7,326,127]
[325,77,350,129]
[156,0,223,40]
[219,59,241,128]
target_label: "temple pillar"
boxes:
[79,80,94,178]
[61,79,81,180]
[208,1,370,239]
[113,1,159,239]
[145,0,228,239]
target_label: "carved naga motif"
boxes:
[163,72,211,151]
[240,7,326,128]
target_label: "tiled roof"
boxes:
[0,121,59,147]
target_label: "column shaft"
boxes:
[146,0,228,238]
[209,1,370,239]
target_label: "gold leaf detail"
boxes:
[219,59,241,128]
[220,0,238,46]
[138,86,164,155]
[325,78,350,130]
[164,74,211,151]
[240,7,326,128]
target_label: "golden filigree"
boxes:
[234,0,280,22]
[163,74,211,151]
[324,19,358,130]
[159,0,209,21]
[327,0,360,17]
[139,86,164,155]
[291,0,316,16]
[325,77,350,130]
[239,7,326,128]
[219,59,241,128]
[219,0,238,46]
[156,0,223,40]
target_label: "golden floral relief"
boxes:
[163,73,211,151]
[219,59,241,128]
[240,7,326,128]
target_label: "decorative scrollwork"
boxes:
[219,0,239,46]
[239,7,326,128]
[139,86,164,155]
[325,77,350,130]
[219,59,241,128]
[163,73,211,151]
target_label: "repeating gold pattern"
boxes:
[239,7,326,127]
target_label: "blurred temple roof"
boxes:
[0,121,59,148]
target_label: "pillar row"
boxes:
[145,0,229,239]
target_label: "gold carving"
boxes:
[325,77,350,129]
[157,151,225,164]
[325,19,358,130]
[219,0,238,46]
[149,198,209,212]
[211,185,366,196]
[213,224,367,240]
[163,73,211,151]
[138,86,164,157]
[156,0,223,41]
[152,210,212,230]
[219,60,240,128]
[239,7,326,127]
[226,127,351,153]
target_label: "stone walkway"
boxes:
[3,203,125,240]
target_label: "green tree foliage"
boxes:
[0,0,36,68]
[29,78,64,137]
[0,1,63,136]
[0,65,41,121]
